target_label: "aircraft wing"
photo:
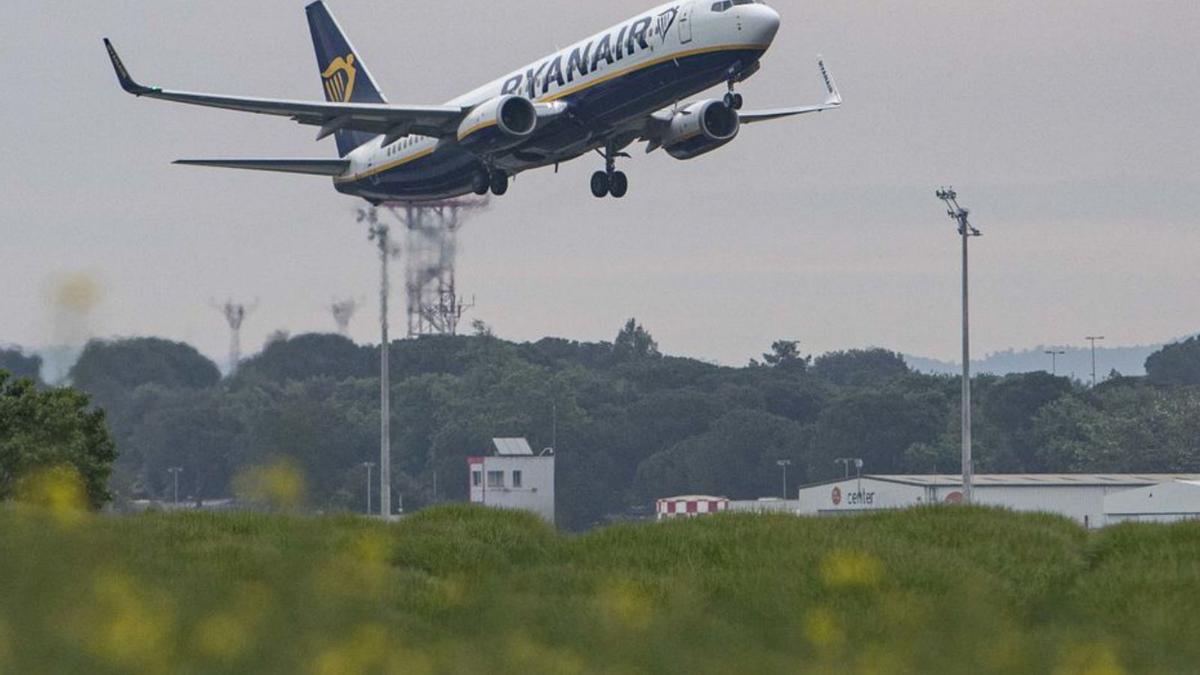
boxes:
[104,39,465,141]
[739,58,843,124]
[174,158,350,176]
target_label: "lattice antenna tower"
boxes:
[213,298,258,374]
[331,297,361,335]
[383,198,488,337]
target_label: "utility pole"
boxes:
[167,467,183,506]
[776,460,792,499]
[1086,336,1105,387]
[937,188,981,505]
[362,207,400,518]
[361,462,375,515]
[1045,350,1066,376]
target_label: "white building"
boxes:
[789,474,1200,528]
[468,438,555,524]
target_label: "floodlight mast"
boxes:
[362,207,400,518]
[937,188,981,505]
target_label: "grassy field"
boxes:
[1,505,1198,674]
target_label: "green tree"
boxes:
[235,333,371,384]
[0,371,117,508]
[613,319,660,362]
[634,410,809,500]
[811,390,943,476]
[812,349,909,387]
[70,337,220,405]
[761,340,810,371]
[0,348,42,384]
[977,372,1074,471]
[1145,336,1200,386]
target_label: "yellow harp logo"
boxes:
[322,54,357,102]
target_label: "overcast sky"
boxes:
[3,0,1198,367]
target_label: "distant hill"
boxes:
[905,341,1181,380]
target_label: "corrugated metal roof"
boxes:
[492,438,534,456]
[866,474,1200,487]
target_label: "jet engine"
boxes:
[456,95,538,152]
[662,100,741,160]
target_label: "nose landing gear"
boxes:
[591,144,630,199]
[724,64,746,110]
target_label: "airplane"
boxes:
[104,0,841,204]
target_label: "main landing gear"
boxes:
[473,168,509,196]
[591,145,629,199]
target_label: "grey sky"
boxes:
[3,1,1198,367]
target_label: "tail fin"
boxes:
[305,1,387,157]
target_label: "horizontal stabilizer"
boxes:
[174,158,350,176]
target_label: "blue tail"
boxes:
[306,1,387,157]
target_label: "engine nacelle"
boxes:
[456,95,538,152]
[663,100,740,160]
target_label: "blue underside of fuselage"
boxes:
[337,47,765,203]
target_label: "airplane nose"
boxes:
[745,4,781,46]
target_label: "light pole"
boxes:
[167,467,183,506]
[362,207,400,518]
[937,188,981,505]
[835,458,863,480]
[776,460,792,499]
[361,462,375,515]
[1085,336,1105,387]
[1045,350,1066,376]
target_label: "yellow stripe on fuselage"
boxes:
[337,43,769,185]
[456,119,498,142]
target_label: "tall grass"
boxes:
[1,504,1196,674]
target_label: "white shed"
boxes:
[1103,480,1200,524]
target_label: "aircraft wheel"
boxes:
[733,93,744,110]
[490,172,509,196]
[590,171,610,198]
[609,171,628,199]
[472,171,490,196]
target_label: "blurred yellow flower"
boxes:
[52,272,103,313]
[804,607,845,650]
[820,549,884,589]
[596,580,652,632]
[0,616,10,665]
[312,623,430,675]
[84,571,176,673]
[233,458,307,510]
[15,465,88,525]
[506,634,585,675]
[1054,642,1126,675]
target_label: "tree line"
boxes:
[3,329,1200,528]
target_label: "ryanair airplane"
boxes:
[105,1,841,203]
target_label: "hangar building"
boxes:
[791,474,1200,528]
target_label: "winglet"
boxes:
[817,57,842,107]
[103,38,155,96]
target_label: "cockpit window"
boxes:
[712,0,763,11]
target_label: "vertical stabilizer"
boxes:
[306,1,387,157]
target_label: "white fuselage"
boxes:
[342,0,781,189]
